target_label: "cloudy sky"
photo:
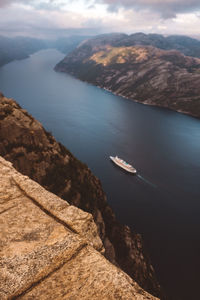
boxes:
[0,0,200,39]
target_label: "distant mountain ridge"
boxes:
[0,35,89,67]
[53,35,90,54]
[55,33,200,118]
[77,32,200,58]
[0,36,47,67]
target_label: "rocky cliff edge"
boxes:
[0,93,162,297]
[0,156,159,300]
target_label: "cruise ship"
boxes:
[110,156,137,174]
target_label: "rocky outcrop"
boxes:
[55,34,200,118]
[0,93,161,297]
[0,156,159,300]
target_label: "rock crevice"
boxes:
[0,156,159,300]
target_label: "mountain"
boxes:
[0,93,162,298]
[104,33,200,58]
[55,33,200,118]
[52,35,90,54]
[0,36,48,67]
[64,32,200,58]
[0,35,90,67]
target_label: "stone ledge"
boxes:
[0,156,159,300]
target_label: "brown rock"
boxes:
[0,156,159,300]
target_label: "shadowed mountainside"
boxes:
[0,35,90,67]
[53,35,90,54]
[0,93,162,298]
[0,36,47,67]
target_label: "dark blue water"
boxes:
[0,49,200,300]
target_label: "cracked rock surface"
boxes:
[0,156,159,300]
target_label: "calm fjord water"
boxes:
[1,49,200,300]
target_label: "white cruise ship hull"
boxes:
[110,156,137,174]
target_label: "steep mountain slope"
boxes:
[0,93,162,297]
[55,35,200,118]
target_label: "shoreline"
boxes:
[54,66,200,120]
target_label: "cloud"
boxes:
[96,0,200,19]
[1,0,200,19]
[0,0,65,9]
[0,0,200,39]
[0,0,32,7]
[0,4,102,38]
[31,0,69,11]
[0,0,15,7]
